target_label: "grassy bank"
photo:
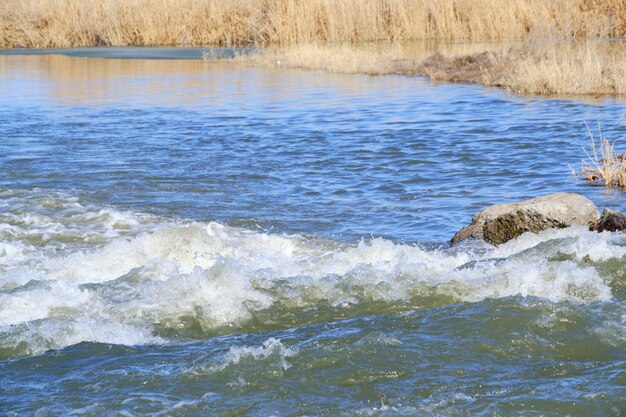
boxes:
[412,39,626,96]
[1,0,625,48]
[3,0,624,97]
[222,36,626,97]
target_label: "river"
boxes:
[0,50,624,416]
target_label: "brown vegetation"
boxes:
[579,127,626,187]
[411,38,626,96]
[2,0,625,97]
[224,37,626,96]
[1,0,625,48]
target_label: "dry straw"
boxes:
[221,36,626,96]
[1,0,625,48]
[578,124,626,187]
[2,0,624,96]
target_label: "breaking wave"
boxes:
[1,190,623,356]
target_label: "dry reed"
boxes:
[220,36,626,96]
[1,0,625,48]
[229,43,408,75]
[579,126,626,187]
[3,0,625,97]
[413,39,626,96]
[496,35,626,96]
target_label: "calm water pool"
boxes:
[0,52,625,416]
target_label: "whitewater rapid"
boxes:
[0,190,622,357]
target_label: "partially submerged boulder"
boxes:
[590,208,626,232]
[451,192,599,245]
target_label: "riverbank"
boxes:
[3,1,625,97]
[218,38,626,97]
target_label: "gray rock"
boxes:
[451,192,599,245]
[590,208,626,232]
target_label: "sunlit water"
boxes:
[0,52,625,416]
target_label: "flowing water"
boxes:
[0,51,625,416]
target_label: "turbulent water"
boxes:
[0,52,625,416]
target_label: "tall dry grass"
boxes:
[222,36,626,96]
[415,38,626,96]
[3,0,625,97]
[495,30,626,96]
[578,126,626,187]
[230,41,515,74]
[230,43,407,75]
[1,0,625,48]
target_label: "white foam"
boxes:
[354,403,419,416]
[0,280,91,325]
[0,316,163,356]
[211,338,297,371]
[492,226,626,262]
[0,191,623,354]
